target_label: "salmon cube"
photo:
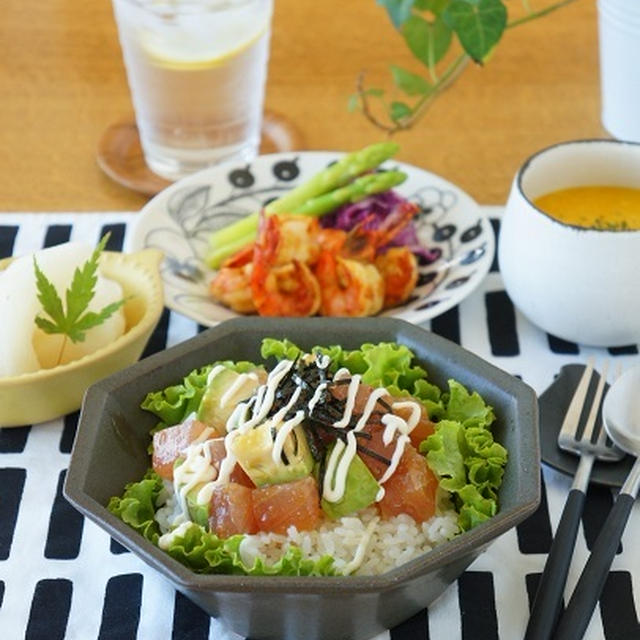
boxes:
[208,439,255,488]
[377,445,437,523]
[209,482,257,538]
[357,422,397,481]
[152,419,209,481]
[252,476,322,534]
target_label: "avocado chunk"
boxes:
[173,458,210,528]
[197,367,262,434]
[185,486,210,528]
[321,449,380,519]
[230,420,314,487]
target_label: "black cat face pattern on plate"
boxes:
[130,152,495,327]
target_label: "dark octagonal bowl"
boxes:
[64,317,540,640]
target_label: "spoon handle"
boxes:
[553,457,640,640]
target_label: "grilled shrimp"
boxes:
[209,242,257,313]
[251,213,321,316]
[313,201,418,315]
[375,247,418,309]
[313,251,384,317]
[209,262,256,314]
[258,213,321,266]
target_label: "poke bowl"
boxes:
[64,317,539,640]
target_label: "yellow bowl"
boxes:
[0,248,164,427]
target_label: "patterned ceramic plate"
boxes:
[129,151,494,327]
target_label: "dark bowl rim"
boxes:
[64,316,540,593]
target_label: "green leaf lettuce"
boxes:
[421,379,506,531]
[141,360,258,426]
[107,469,164,545]
[162,523,337,576]
[108,471,337,576]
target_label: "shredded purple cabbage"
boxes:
[320,190,438,261]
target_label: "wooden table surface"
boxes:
[0,0,604,211]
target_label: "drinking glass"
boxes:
[111,0,273,180]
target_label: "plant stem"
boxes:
[357,52,469,134]
[356,72,399,134]
[358,0,577,134]
[56,335,67,367]
[507,0,577,29]
[401,53,469,130]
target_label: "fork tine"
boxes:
[582,360,609,443]
[559,358,594,440]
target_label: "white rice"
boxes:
[154,484,460,576]
[238,507,459,576]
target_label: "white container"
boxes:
[598,0,640,142]
[112,0,273,180]
[498,139,640,347]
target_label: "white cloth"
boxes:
[0,210,638,640]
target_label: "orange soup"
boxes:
[533,186,640,230]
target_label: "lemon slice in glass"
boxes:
[139,8,270,71]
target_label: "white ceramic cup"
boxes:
[598,0,640,142]
[498,139,640,347]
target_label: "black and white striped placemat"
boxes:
[1,210,639,640]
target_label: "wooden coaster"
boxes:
[97,111,304,197]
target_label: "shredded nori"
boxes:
[254,356,394,489]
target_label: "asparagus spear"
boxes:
[207,141,400,251]
[205,169,407,268]
[269,141,400,213]
[293,170,406,216]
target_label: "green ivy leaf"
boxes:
[389,101,412,121]
[443,0,507,63]
[390,65,432,96]
[415,0,449,14]
[402,14,452,68]
[377,0,415,28]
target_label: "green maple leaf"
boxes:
[33,234,126,344]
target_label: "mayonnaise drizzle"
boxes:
[219,372,259,408]
[391,400,421,432]
[206,364,228,386]
[323,431,358,503]
[190,425,215,447]
[307,382,327,414]
[194,434,240,506]
[271,410,306,464]
[353,387,389,432]
[272,385,301,424]
[342,516,379,575]
[315,353,331,370]
[172,439,217,524]
[168,355,426,524]
[158,521,192,550]
[332,374,361,428]
[238,359,294,431]
[382,415,407,445]
[378,433,410,485]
